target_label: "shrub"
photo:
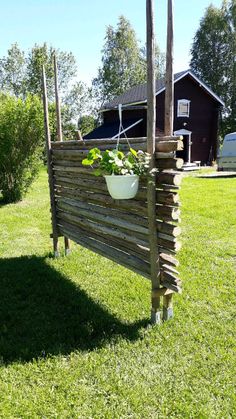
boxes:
[0,94,44,203]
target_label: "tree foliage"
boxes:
[190,0,236,134]
[26,43,77,99]
[0,94,44,202]
[0,43,26,97]
[0,43,91,125]
[93,15,165,104]
[78,115,98,136]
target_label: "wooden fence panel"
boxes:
[50,136,183,293]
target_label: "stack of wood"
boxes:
[51,136,183,293]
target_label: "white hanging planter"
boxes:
[104,174,139,199]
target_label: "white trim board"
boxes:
[153,70,224,107]
[174,129,192,135]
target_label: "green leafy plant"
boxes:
[0,93,44,203]
[82,147,150,176]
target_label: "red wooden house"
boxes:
[84,69,224,166]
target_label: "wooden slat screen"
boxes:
[51,136,183,293]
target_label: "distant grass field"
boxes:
[0,168,235,418]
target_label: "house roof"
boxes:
[102,69,225,110]
[84,118,143,140]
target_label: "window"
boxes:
[177,99,190,117]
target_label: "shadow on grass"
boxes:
[0,196,14,208]
[0,256,148,364]
[0,196,5,207]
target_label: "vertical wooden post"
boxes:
[163,0,174,320]
[53,54,71,256]
[42,65,60,257]
[76,130,83,141]
[164,0,174,136]
[53,54,63,142]
[163,293,173,321]
[146,0,161,324]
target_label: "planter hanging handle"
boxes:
[116,104,131,150]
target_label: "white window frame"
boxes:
[177,99,190,118]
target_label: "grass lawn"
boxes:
[0,167,235,418]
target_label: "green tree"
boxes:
[26,43,77,99]
[0,94,44,203]
[63,81,93,122]
[93,15,165,104]
[78,115,98,136]
[0,43,26,96]
[0,43,94,134]
[140,44,165,81]
[0,42,91,108]
[224,0,236,132]
[190,0,236,133]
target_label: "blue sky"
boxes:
[0,0,222,85]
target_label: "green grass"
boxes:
[0,168,235,418]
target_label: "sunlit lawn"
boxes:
[0,168,235,418]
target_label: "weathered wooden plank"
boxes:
[58,215,149,261]
[55,187,147,214]
[57,202,149,236]
[161,264,179,275]
[52,149,93,159]
[54,178,180,207]
[54,173,96,184]
[58,197,180,237]
[156,171,182,186]
[161,283,181,293]
[156,158,183,170]
[53,173,180,196]
[158,245,178,256]
[58,221,151,277]
[52,148,178,161]
[58,222,180,292]
[156,205,180,220]
[51,136,181,147]
[159,252,179,267]
[53,172,180,194]
[57,203,179,248]
[156,183,180,191]
[52,140,183,153]
[157,222,181,237]
[54,178,108,195]
[57,210,150,248]
[57,197,149,227]
[158,238,181,252]
[55,186,180,223]
[161,270,181,286]
[53,165,95,175]
[137,189,180,205]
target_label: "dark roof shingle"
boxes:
[103,70,187,109]
[102,69,224,110]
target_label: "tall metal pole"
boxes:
[146,0,161,324]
